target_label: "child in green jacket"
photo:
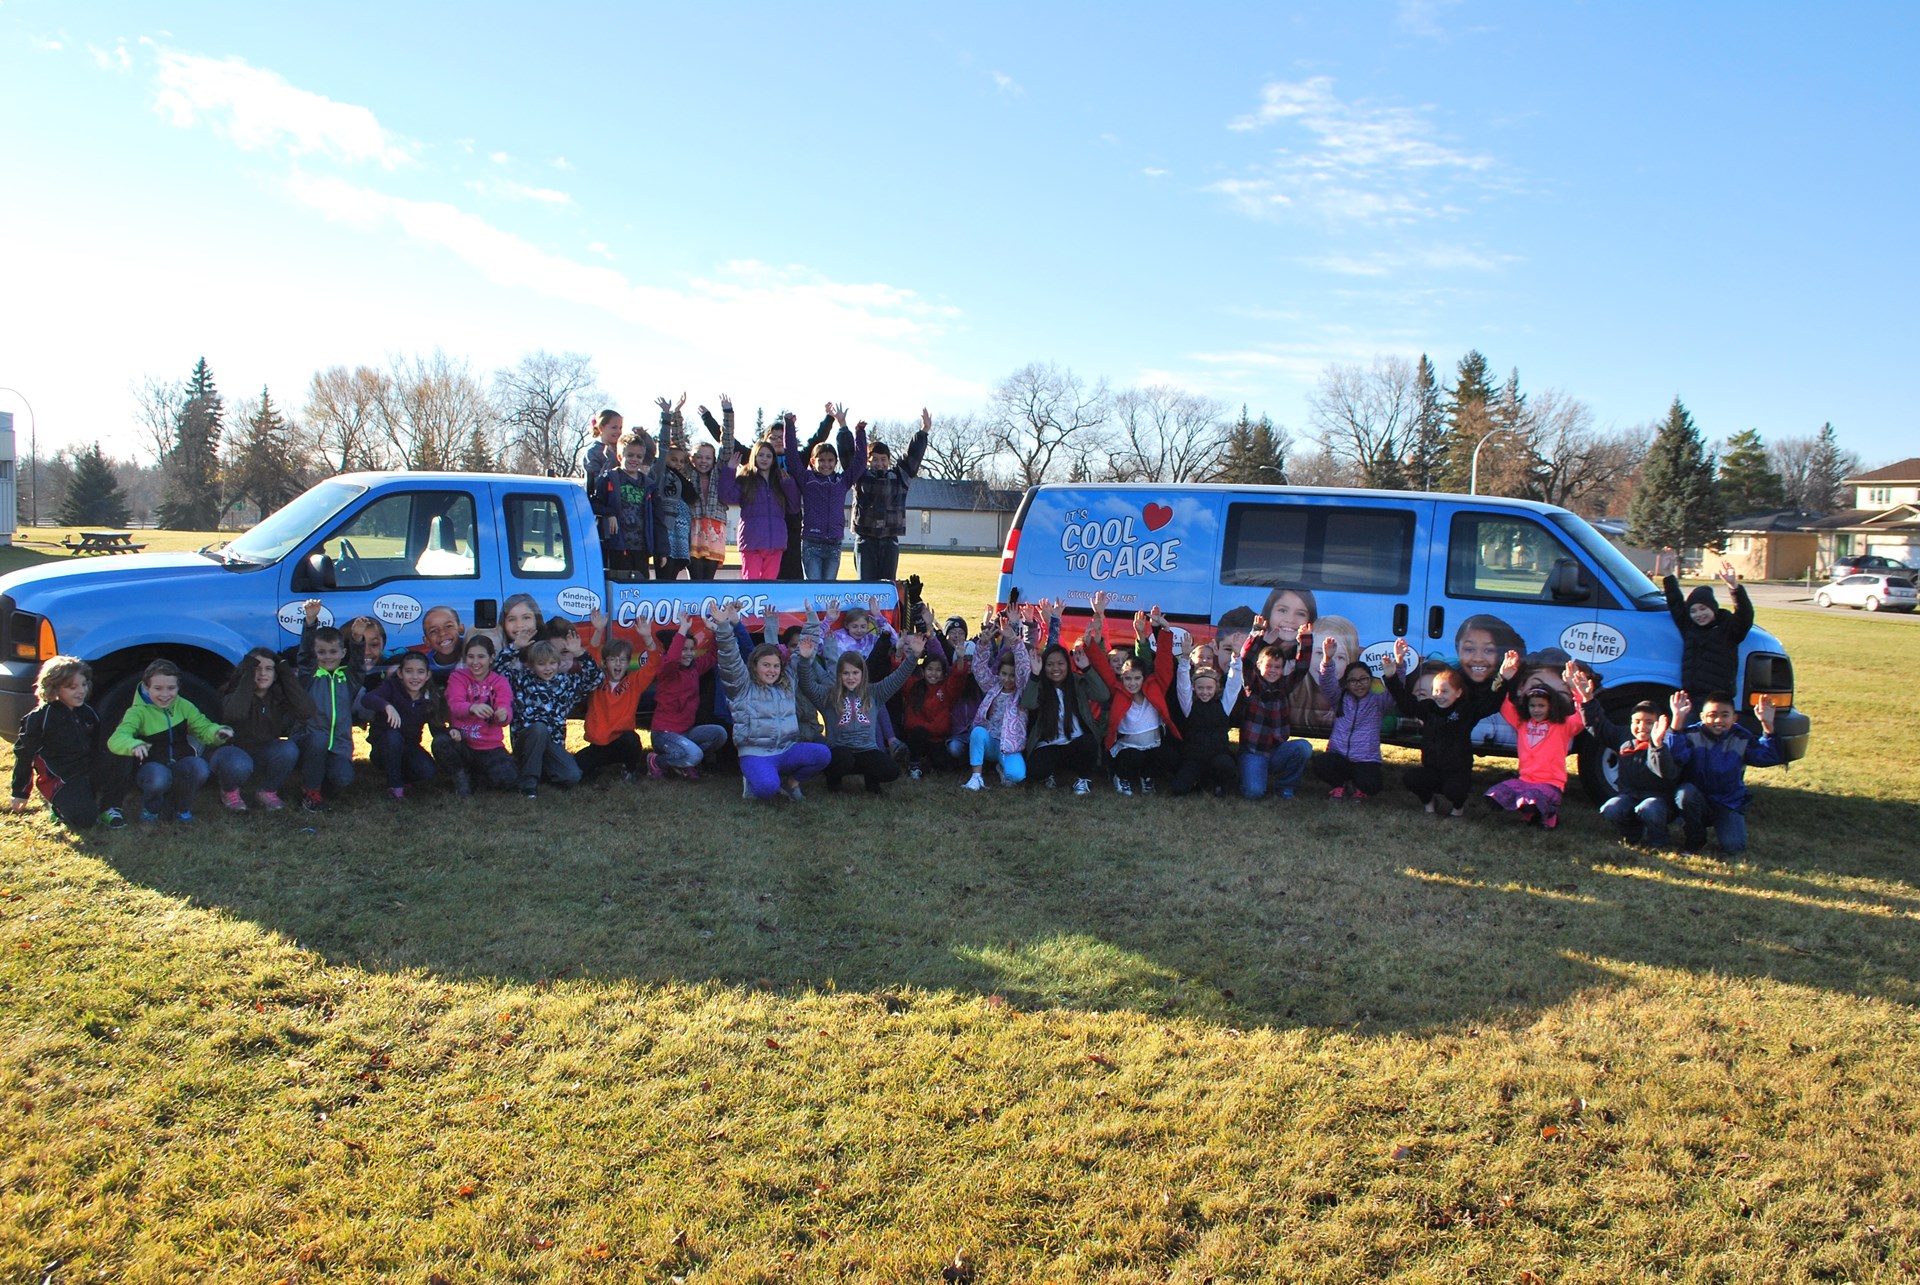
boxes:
[108,658,232,823]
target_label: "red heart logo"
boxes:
[1143,502,1173,532]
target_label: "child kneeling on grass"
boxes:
[444,635,516,796]
[797,629,925,795]
[109,658,233,823]
[1665,689,1783,856]
[213,648,314,812]
[712,603,830,801]
[1569,670,1679,848]
[9,655,131,830]
[1482,650,1584,831]
[508,639,602,799]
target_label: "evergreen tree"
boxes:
[459,425,498,473]
[1405,354,1446,491]
[224,387,310,522]
[1806,422,1852,510]
[57,445,130,527]
[155,357,225,529]
[1216,405,1289,483]
[1716,428,1787,515]
[1437,349,1496,492]
[1627,397,1726,554]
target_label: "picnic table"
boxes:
[61,531,148,556]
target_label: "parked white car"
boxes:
[1815,573,1919,613]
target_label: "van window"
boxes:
[320,491,478,589]
[1222,503,1414,594]
[506,494,572,577]
[1447,512,1584,602]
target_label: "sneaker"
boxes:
[1542,812,1560,831]
[174,810,195,824]
[139,809,161,824]
[963,774,985,792]
[620,766,638,784]
[1280,788,1296,800]
[254,790,284,811]
[1213,785,1227,798]
[1328,786,1347,800]
[908,762,923,780]
[387,787,406,801]
[1350,789,1369,802]
[1044,774,1057,789]
[521,785,538,800]
[99,808,126,829]
[220,788,247,813]
[646,751,665,780]
[300,791,325,813]
[1140,778,1155,795]
[453,770,472,799]
[743,778,755,799]
[1114,777,1134,797]
[1073,778,1092,796]
[780,779,806,802]
[682,764,702,782]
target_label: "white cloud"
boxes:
[1142,167,1168,178]
[1219,76,1496,227]
[1302,244,1518,277]
[551,156,573,170]
[1396,0,1463,40]
[150,48,415,168]
[490,150,510,164]
[32,35,66,52]
[467,178,574,206]
[587,242,613,260]
[88,41,131,71]
[990,71,1023,96]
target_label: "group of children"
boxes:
[5,562,1784,855]
[583,396,930,584]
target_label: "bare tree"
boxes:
[305,365,392,473]
[131,374,186,465]
[1286,444,1356,488]
[1529,390,1645,517]
[1307,356,1417,487]
[987,362,1109,488]
[1770,427,1860,511]
[1106,385,1230,482]
[918,412,996,481]
[493,350,600,477]
[379,350,493,471]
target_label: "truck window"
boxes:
[505,494,572,578]
[1221,503,1414,593]
[320,491,479,588]
[1446,512,1581,602]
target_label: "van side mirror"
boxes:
[1548,559,1590,602]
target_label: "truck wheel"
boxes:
[96,669,222,748]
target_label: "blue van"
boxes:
[993,483,1810,798]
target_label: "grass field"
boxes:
[3,544,1919,1282]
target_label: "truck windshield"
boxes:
[220,480,367,566]
[1550,512,1663,606]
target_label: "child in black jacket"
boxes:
[1662,561,1753,708]
[1381,639,1505,817]
[8,656,130,830]
[1571,670,1678,847]
[1168,639,1241,798]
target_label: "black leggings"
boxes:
[576,732,644,779]
[654,556,690,581]
[1313,751,1383,795]
[1171,753,1239,796]
[1110,743,1177,785]
[689,557,721,582]
[903,726,959,769]
[1403,764,1473,808]
[1028,736,1098,784]
[826,747,901,792]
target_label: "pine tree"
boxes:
[1627,397,1726,554]
[1437,349,1496,492]
[1216,405,1289,483]
[1716,429,1787,515]
[57,445,130,527]
[1405,354,1446,491]
[1806,422,1851,510]
[155,357,225,529]
[459,426,498,473]
[224,387,310,523]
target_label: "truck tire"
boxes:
[96,669,223,749]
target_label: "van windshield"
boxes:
[1550,512,1663,606]
[220,480,367,566]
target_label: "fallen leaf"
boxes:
[584,1242,611,1260]
[765,1037,782,1050]
[456,1182,479,1198]
[943,1250,977,1284]
[1499,1194,1516,1209]
[1540,1125,1560,1140]
[1086,1053,1114,1068]
[496,1012,512,1023]
[531,1235,554,1249]
[1518,1272,1544,1285]
[1391,1145,1414,1161]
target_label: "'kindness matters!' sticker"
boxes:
[557,586,603,616]
[277,601,333,635]
[372,593,423,627]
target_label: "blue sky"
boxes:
[2,2,1914,468]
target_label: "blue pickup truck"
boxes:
[0,471,900,736]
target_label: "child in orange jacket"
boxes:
[577,614,665,782]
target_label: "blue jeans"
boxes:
[1675,783,1748,854]
[801,539,843,582]
[136,757,210,814]
[513,723,581,789]
[210,741,300,792]
[968,726,1027,783]
[652,725,728,769]
[1600,793,1672,845]
[372,728,438,789]
[1240,739,1312,800]
[855,537,900,581]
[300,729,355,792]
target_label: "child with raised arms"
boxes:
[1665,688,1782,855]
[1381,639,1505,817]
[797,627,926,794]
[577,624,665,783]
[1313,638,1406,801]
[507,636,602,799]
[1569,669,1678,847]
[963,606,1033,791]
[1020,600,1105,795]
[647,608,728,779]
[1482,650,1585,830]
[1081,596,1181,796]
[1238,616,1314,801]
[1169,633,1243,799]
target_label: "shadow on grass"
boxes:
[72,764,1920,1034]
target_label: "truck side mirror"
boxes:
[1549,559,1590,602]
[295,552,337,591]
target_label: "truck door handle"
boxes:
[1428,605,1445,640]
[1392,603,1409,637]
[474,598,499,629]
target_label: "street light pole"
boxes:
[1469,428,1515,496]
[0,387,35,526]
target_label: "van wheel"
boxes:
[1575,726,1622,805]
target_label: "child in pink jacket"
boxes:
[444,635,516,795]
[1482,650,1586,830]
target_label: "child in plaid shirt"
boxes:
[508,640,602,798]
[1238,617,1314,800]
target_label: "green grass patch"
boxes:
[3,591,1918,1279]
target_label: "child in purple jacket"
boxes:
[1312,638,1407,801]
[787,403,866,582]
